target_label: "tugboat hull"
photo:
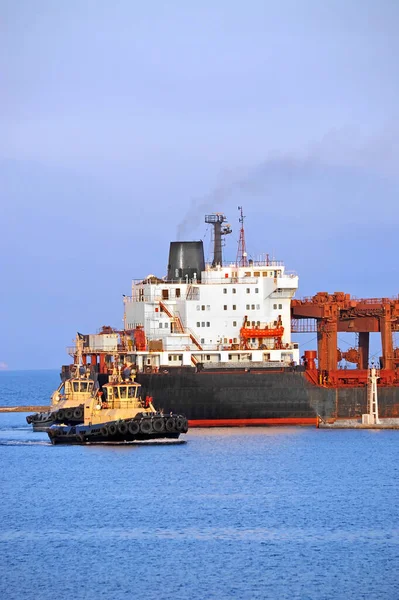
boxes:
[47,415,188,445]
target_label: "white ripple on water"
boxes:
[0,526,398,543]
[0,440,50,446]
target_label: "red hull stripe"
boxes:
[188,418,317,427]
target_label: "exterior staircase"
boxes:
[159,301,203,350]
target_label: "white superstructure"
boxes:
[123,213,300,372]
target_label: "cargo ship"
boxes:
[63,209,399,426]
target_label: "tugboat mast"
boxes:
[236,206,248,267]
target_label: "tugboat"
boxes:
[47,367,188,445]
[26,335,98,431]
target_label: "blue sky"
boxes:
[1,1,399,369]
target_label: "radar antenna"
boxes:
[236,206,248,267]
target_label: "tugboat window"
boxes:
[80,382,88,392]
[119,387,127,398]
[73,382,79,392]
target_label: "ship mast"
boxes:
[205,213,232,267]
[236,206,248,267]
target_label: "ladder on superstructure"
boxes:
[159,301,203,350]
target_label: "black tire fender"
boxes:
[108,423,117,435]
[165,417,175,432]
[128,421,140,435]
[140,419,152,434]
[73,408,83,420]
[153,418,165,433]
[118,421,128,435]
[175,417,185,432]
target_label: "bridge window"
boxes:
[223,288,227,294]
[175,288,181,298]
[232,288,236,294]
[233,321,237,326]
[279,304,282,309]
[233,305,236,310]
[201,305,205,310]
[159,323,163,328]
[255,288,259,293]
[246,288,250,294]
[196,305,200,310]
[206,322,210,327]
[201,322,205,327]
[162,289,169,300]
[246,304,250,310]
[251,304,255,310]
[256,304,260,310]
[196,322,200,327]
[273,304,277,309]
[224,305,227,310]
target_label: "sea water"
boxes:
[0,370,398,600]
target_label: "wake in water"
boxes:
[0,439,51,446]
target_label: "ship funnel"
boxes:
[167,241,205,282]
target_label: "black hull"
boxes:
[134,368,399,423]
[47,415,188,445]
[50,431,181,445]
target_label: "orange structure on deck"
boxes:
[292,292,399,386]
[240,316,284,350]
